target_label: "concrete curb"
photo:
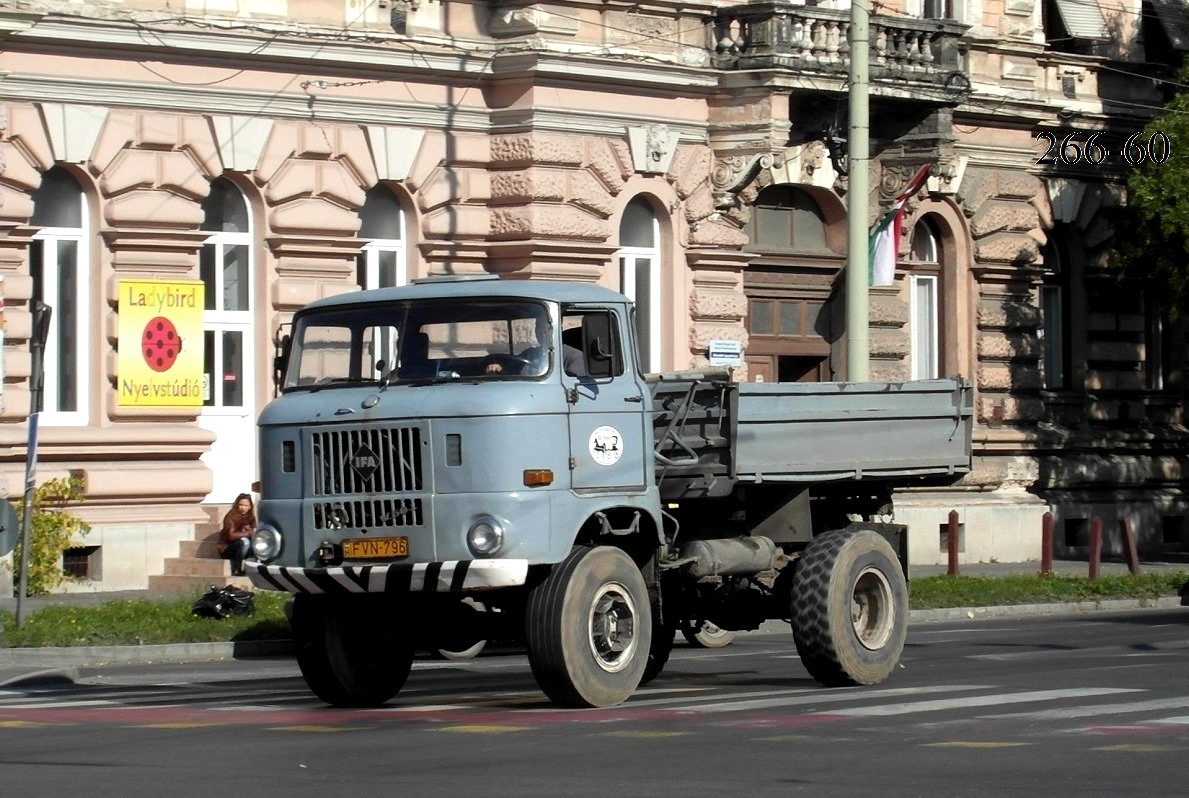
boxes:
[0,639,291,686]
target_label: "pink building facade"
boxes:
[1,0,1186,591]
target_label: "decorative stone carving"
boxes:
[711,151,774,209]
[628,124,680,175]
[365,125,425,182]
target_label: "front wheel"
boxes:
[525,546,651,708]
[291,594,414,707]
[790,527,908,687]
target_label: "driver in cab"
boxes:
[485,314,586,377]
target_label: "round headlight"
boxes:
[467,516,504,557]
[251,524,282,563]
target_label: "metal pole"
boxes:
[845,0,871,382]
[946,510,960,576]
[1040,511,1054,577]
[1088,517,1102,580]
[17,302,50,627]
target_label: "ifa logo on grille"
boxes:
[350,444,380,482]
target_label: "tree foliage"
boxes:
[6,476,91,596]
[1112,65,1189,317]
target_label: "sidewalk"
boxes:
[2,558,1187,688]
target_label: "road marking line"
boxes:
[131,722,222,729]
[987,696,1189,720]
[682,685,992,714]
[924,742,1031,748]
[1150,716,1189,726]
[1092,744,1180,752]
[433,725,532,734]
[0,720,63,728]
[601,730,688,739]
[820,688,1140,717]
[268,725,358,732]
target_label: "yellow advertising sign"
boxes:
[118,279,205,407]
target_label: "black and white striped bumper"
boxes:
[244,559,530,595]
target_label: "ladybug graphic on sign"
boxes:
[142,316,182,372]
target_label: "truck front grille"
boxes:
[312,497,424,531]
[308,425,426,531]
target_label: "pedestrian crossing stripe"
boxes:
[1092,744,1181,752]
[601,730,689,738]
[433,725,533,733]
[924,742,1031,748]
[267,725,360,732]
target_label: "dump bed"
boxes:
[650,373,973,499]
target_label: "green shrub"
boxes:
[5,476,91,596]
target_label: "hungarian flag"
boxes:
[868,165,932,286]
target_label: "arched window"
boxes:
[618,197,661,372]
[747,186,829,253]
[199,178,256,503]
[31,167,89,425]
[356,186,406,290]
[909,218,942,380]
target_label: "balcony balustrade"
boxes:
[711,2,969,93]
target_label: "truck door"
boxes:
[563,308,651,492]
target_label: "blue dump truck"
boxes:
[246,275,973,708]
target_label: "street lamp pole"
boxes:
[845,0,872,382]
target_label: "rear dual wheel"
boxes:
[791,527,908,687]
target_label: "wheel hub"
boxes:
[588,582,638,673]
[851,566,895,650]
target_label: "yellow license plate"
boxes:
[342,536,409,559]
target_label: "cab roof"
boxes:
[300,276,632,312]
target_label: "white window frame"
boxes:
[202,224,254,415]
[910,274,939,380]
[358,238,407,291]
[619,245,661,373]
[32,218,90,427]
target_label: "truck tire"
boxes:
[790,527,908,687]
[525,545,651,708]
[291,594,414,707]
[682,620,737,649]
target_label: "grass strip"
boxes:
[2,572,1186,648]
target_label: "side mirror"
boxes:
[581,314,618,379]
[273,333,292,389]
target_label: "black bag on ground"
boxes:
[192,585,255,619]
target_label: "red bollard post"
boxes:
[947,510,960,576]
[1120,518,1140,575]
[1088,517,1102,580]
[1040,511,1053,577]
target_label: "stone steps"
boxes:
[149,507,250,595]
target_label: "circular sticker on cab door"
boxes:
[589,425,623,466]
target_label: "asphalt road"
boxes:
[0,607,1186,797]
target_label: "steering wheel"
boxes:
[484,353,533,374]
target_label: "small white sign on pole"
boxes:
[707,339,743,367]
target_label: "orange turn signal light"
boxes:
[523,469,554,487]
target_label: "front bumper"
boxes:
[244,558,530,595]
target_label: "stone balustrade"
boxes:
[711,2,969,85]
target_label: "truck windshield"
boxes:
[283,298,553,390]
